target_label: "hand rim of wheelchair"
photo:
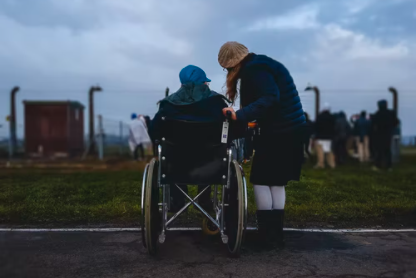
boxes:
[143,159,160,255]
[141,158,247,257]
[140,163,150,248]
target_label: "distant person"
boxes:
[129,113,151,161]
[391,119,401,164]
[304,112,314,159]
[371,100,398,171]
[368,113,377,160]
[333,111,351,165]
[150,65,230,212]
[355,111,371,163]
[314,103,336,169]
[349,114,360,158]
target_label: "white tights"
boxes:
[254,185,286,210]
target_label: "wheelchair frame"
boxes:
[141,137,248,257]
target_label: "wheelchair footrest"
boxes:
[159,232,166,244]
[221,233,228,244]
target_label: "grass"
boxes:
[1,156,416,228]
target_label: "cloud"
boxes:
[289,23,415,135]
[246,5,320,31]
[0,1,196,88]
[0,0,415,135]
[344,0,376,14]
[315,24,409,60]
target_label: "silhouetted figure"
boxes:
[372,100,398,170]
[354,111,371,163]
[314,103,336,169]
[391,119,401,163]
[333,111,351,165]
[129,113,151,161]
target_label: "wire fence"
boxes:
[0,86,415,161]
[99,117,131,158]
[1,115,415,162]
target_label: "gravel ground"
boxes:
[1,230,416,278]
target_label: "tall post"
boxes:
[97,115,104,160]
[304,85,320,120]
[88,86,102,154]
[165,87,169,98]
[388,87,398,116]
[119,120,123,155]
[313,86,320,120]
[9,86,20,158]
[389,87,400,163]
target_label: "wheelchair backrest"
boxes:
[158,118,230,185]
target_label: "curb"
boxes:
[1,227,416,233]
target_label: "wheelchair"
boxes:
[141,114,248,257]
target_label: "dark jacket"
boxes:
[355,116,371,141]
[314,111,335,140]
[334,112,351,140]
[149,83,229,140]
[372,101,398,137]
[235,54,305,134]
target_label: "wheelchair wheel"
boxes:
[224,160,247,257]
[143,158,160,255]
[140,163,150,248]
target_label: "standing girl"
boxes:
[218,42,306,247]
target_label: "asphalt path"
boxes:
[1,230,415,278]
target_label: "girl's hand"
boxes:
[222,107,237,121]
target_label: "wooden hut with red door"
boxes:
[23,101,85,157]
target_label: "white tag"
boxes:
[221,122,229,143]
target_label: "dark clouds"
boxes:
[0,0,415,137]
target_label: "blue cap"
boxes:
[179,65,211,85]
[131,113,137,120]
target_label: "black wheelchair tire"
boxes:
[144,159,160,255]
[140,163,150,248]
[225,160,247,257]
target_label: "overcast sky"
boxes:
[0,0,415,137]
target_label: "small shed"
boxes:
[24,101,85,157]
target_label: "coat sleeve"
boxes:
[235,68,280,122]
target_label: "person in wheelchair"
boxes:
[149,65,230,212]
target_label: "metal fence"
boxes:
[1,116,415,161]
[98,117,131,159]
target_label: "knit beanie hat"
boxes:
[218,41,249,68]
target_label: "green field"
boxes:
[1,157,416,228]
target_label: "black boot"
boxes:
[255,210,274,251]
[270,209,285,248]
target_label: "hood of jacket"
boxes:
[162,83,230,105]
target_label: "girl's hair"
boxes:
[225,53,254,103]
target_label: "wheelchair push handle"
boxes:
[226,111,232,121]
